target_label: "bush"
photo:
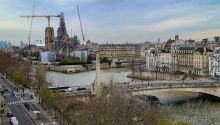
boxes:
[53,87,171,125]
[100,57,112,64]
[175,121,189,125]
[59,59,85,65]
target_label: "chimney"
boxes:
[175,35,179,41]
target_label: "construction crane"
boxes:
[28,4,35,52]
[21,14,61,51]
[77,4,86,49]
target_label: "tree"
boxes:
[182,75,187,85]
[14,69,26,86]
[39,87,56,112]
[100,57,110,64]
[53,86,172,125]
[0,51,31,88]
[36,64,47,92]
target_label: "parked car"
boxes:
[77,87,86,91]
[23,102,30,110]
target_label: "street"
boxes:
[122,79,218,89]
[0,75,55,125]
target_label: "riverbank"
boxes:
[129,71,211,81]
[127,74,154,81]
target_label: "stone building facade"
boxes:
[145,48,171,72]
[145,48,157,71]
[99,44,135,63]
[171,39,195,74]
[143,35,220,78]
[157,52,172,72]
[209,48,220,77]
[193,47,212,76]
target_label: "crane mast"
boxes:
[28,4,35,52]
[77,4,86,49]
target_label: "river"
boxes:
[46,67,132,87]
[46,68,220,124]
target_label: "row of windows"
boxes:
[171,50,194,53]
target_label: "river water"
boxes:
[46,67,132,87]
[46,68,220,124]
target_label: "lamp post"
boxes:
[147,77,150,86]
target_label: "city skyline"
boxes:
[0,0,220,45]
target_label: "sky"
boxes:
[0,0,220,45]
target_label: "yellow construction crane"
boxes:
[21,14,61,51]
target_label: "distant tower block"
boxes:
[214,36,220,42]
[175,35,179,41]
[91,52,102,96]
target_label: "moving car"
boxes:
[7,112,13,117]
[10,117,18,125]
[63,87,73,92]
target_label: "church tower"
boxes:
[56,13,68,52]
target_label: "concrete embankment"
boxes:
[129,71,211,81]
[127,74,153,81]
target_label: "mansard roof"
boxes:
[195,47,213,53]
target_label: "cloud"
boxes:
[149,17,211,32]
[180,28,220,41]
[1,0,220,44]
[0,20,27,31]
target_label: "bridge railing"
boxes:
[129,84,220,92]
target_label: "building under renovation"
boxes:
[53,13,82,54]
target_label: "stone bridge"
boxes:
[131,86,220,98]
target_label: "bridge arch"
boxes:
[131,87,220,98]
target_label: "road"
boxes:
[120,80,219,89]
[0,75,55,125]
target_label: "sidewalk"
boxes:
[1,113,10,125]
[19,88,57,125]
[0,108,10,125]
[33,101,57,125]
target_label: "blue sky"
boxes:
[0,0,220,45]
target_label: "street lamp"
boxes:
[147,77,150,86]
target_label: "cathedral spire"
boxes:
[57,12,68,52]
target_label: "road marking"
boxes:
[4,92,31,96]
[6,99,37,105]
[41,122,57,125]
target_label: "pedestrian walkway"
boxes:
[1,114,10,125]
[4,92,33,96]
[41,121,56,125]
[6,99,37,105]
